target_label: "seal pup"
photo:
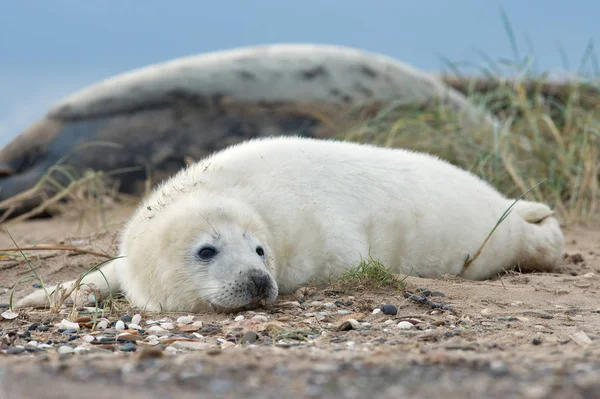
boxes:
[16,136,564,312]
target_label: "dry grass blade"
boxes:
[0,244,112,258]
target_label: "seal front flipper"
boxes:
[15,259,122,309]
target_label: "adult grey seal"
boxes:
[0,43,495,217]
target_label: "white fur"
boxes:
[16,136,564,312]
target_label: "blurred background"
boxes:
[1,0,597,147]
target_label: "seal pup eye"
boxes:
[256,246,265,259]
[197,245,217,261]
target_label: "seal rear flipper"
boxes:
[512,200,555,224]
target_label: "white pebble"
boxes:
[372,308,382,315]
[251,315,268,322]
[131,314,142,326]
[397,321,414,330]
[337,310,351,315]
[323,302,334,308]
[146,320,157,325]
[165,346,178,353]
[57,346,74,355]
[147,340,160,346]
[128,323,142,330]
[96,320,109,330]
[192,333,204,339]
[176,316,194,324]
[38,344,53,349]
[115,320,125,331]
[27,341,39,347]
[58,319,80,331]
[74,346,90,354]
[145,335,159,342]
[82,335,95,343]
[171,341,210,351]
[0,310,18,320]
[234,315,245,322]
[147,325,165,333]
[362,323,372,329]
[384,319,395,325]
[160,322,175,330]
[192,320,204,328]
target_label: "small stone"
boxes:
[96,320,109,329]
[128,323,142,330]
[570,330,593,347]
[27,323,39,331]
[115,320,125,331]
[372,308,382,315]
[1,310,18,320]
[58,319,80,331]
[67,335,79,342]
[323,302,335,308]
[251,315,268,322]
[38,344,52,349]
[384,319,395,325]
[165,346,178,353]
[118,333,144,341]
[397,321,414,330]
[234,315,245,322]
[27,341,39,347]
[7,346,26,355]
[177,316,194,324]
[32,283,42,289]
[171,341,210,351]
[532,338,543,345]
[481,308,492,316]
[381,304,398,315]
[160,323,175,330]
[61,329,78,335]
[36,325,49,332]
[120,342,137,352]
[430,291,445,297]
[337,310,351,315]
[120,315,133,323]
[74,346,90,354]
[131,314,142,326]
[362,322,372,329]
[147,325,165,333]
[57,346,74,355]
[241,331,259,344]
[192,320,204,328]
[82,335,95,343]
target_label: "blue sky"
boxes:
[1,0,598,146]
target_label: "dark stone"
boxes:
[32,283,43,289]
[62,329,77,335]
[120,315,133,323]
[27,323,39,331]
[120,342,137,352]
[37,325,49,332]
[381,304,398,315]
[7,346,26,355]
[241,331,259,344]
[67,335,79,342]
[430,291,446,297]
[532,338,543,345]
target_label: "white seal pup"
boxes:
[16,136,564,312]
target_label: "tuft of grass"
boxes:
[332,253,408,292]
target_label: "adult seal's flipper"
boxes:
[0,43,496,218]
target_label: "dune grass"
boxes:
[340,9,599,224]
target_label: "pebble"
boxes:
[27,323,39,331]
[61,329,78,335]
[192,320,204,329]
[532,338,543,345]
[120,342,137,352]
[177,316,194,324]
[251,315,268,323]
[27,340,39,347]
[38,344,52,349]
[115,320,126,331]
[337,310,351,315]
[57,346,74,355]
[381,304,398,315]
[131,314,142,326]
[1,310,18,320]
[372,308,382,315]
[147,325,165,333]
[58,319,80,331]
[67,335,80,342]
[7,346,26,355]
[362,322,372,329]
[120,315,133,323]
[82,335,95,343]
[397,321,414,330]
[323,302,334,308]
[234,315,245,322]
[36,325,49,332]
[160,322,175,330]
[128,323,142,330]
[384,319,395,325]
[96,320,109,329]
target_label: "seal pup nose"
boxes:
[247,270,273,299]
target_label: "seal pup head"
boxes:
[119,193,279,313]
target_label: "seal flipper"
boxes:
[15,259,121,309]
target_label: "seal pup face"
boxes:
[120,196,279,313]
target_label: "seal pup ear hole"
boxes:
[256,246,265,259]
[196,245,218,261]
